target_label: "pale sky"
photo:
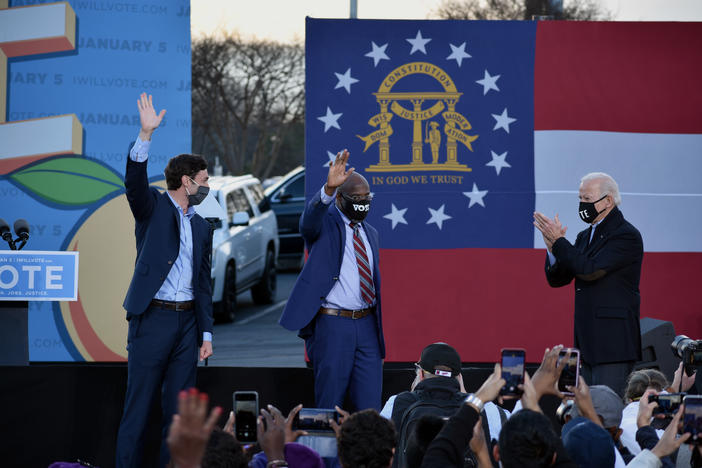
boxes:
[191,0,702,42]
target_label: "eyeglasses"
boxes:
[341,192,373,203]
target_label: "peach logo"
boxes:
[0,2,144,361]
[4,155,167,361]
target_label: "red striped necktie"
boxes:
[351,222,375,305]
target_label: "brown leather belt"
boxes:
[318,306,375,319]
[151,299,194,311]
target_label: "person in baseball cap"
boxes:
[569,385,625,429]
[568,384,633,464]
[416,342,463,379]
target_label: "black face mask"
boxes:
[186,177,209,206]
[339,192,371,222]
[578,194,607,224]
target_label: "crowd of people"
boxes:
[157,342,700,468]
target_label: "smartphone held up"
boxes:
[500,348,525,396]
[557,348,580,396]
[233,391,259,443]
[682,395,702,444]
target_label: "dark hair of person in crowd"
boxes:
[201,428,248,468]
[405,414,446,468]
[623,368,668,402]
[497,409,559,468]
[164,153,208,190]
[337,409,397,468]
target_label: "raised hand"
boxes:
[167,389,222,468]
[137,92,166,141]
[284,404,308,443]
[329,405,351,437]
[651,406,690,460]
[671,362,697,393]
[324,149,355,195]
[531,345,567,399]
[473,363,506,407]
[567,376,601,427]
[257,405,286,464]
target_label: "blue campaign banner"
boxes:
[0,251,79,301]
[1,0,191,361]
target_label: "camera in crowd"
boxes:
[671,335,702,376]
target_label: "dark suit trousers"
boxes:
[116,305,198,468]
[581,360,634,398]
[305,312,382,412]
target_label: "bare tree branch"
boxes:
[192,34,305,178]
[431,0,611,20]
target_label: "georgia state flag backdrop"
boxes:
[305,18,702,362]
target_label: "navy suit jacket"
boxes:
[279,189,385,358]
[122,155,213,346]
[545,206,643,365]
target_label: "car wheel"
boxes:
[252,249,276,304]
[215,262,237,323]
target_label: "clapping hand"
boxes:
[533,212,567,250]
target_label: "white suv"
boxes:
[194,175,279,323]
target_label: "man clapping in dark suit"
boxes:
[534,172,643,396]
[116,93,214,467]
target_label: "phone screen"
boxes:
[293,408,338,432]
[234,391,259,443]
[501,349,525,395]
[683,396,702,444]
[653,394,684,416]
[557,349,580,394]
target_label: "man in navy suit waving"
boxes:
[280,150,385,412]
[116,93,214,467]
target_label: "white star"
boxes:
[446,42,471,67]
[426,204,452,230]
[383,204,408,230]
[323,151,336,167]
[364,41,390,67]
[406,30,432,55]
[317,107,342,132]
[486,150,511,175]
[492,108,516,133]
[334,68,359,94]
[476,69,500,95]
[463,183,488,208]
[323,150,351,168]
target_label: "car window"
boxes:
[280,174,305,200]
[226,188,253,219]
[248,183,270,213]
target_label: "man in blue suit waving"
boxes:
[280,150,385,412]
[116,93,214,467]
